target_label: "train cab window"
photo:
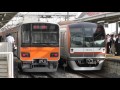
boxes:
[48,25,59,44]
[32,32,41,43]
[31,23,59,46]
[70,28,84,47]
[42,33,50,43]
[93,25,105,47]
[49,33,58,43]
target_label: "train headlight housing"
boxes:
[50,52,58,57]
[102,49,105,53]
[21,52,30,57]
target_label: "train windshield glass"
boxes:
[84,27,94,47]
[31,23,59,46]
[21,23,59,46]
[70,28,84,47]
[70,24,105,47]
[93,25,105,47]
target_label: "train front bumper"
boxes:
[68,58,105,71]
[20,61,58,72]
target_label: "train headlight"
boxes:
[50,52,58,57]
[21,52,30,57]
[102,49,105,53]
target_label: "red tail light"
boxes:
[21,52,30,57]
[50,53,58,57]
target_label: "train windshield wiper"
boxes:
[94,33,102,39]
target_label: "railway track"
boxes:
[16,71,55,78]
[14,66,55,78]
[60,67,107,78]
[15,66,107,78]
[29,73,54,78]
[77,72,105,78]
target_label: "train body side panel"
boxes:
[60,25,70,59]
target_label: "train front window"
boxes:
[43,32,58,44]
[70,24,105,48]
[84,28,94,47]
[32,31,58,44]
[31,23,59,46]
[32,32,41,43]
[93,25,105,47]
[70,28,84,47]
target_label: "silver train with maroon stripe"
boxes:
[59,21,106,71]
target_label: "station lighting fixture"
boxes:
[97,20,105,23]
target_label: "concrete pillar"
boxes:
[67,12,69,20]
[116,22,118,34]
[65,16,66,21]
[65,12,69,21]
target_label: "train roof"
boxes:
[21,22,59,25]
[69,22,97,26]
[59,21,98,28]
[0,22,60,33]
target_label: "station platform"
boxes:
[106,54,120,61]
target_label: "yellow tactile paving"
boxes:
[106,54,120,60]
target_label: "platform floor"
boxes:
[106,54,120,60]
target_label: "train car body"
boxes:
[0,22,60,72]
[60,22,106,71]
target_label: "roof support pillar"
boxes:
[116,22,118,34]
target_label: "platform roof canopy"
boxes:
[0,12,17,28]
[75,12,120,23]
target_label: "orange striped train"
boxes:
[59,21,106,71]
[0,22,60,72]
